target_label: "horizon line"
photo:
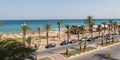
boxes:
[0,18,120,20]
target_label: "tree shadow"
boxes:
[94,54,119,60]
[48,51,56,54]
[69,46,77,49]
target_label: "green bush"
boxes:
[39,57,51,60]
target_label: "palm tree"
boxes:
[101,32,104,45]
[21,22,30,47]
[0,39,34,60]
[77,25,85,50]
[72,25,78,34]
[38,27,41,42]
[105,35,108,44]
[102,22,107,33]
[57,20,62,39]
[108,24,111,34]
[85,16,95,37]
[83,37,88,51]
[76,26,81,50]
[44,23,51,45]
[118,25,120,35]
[89,24,94,37]
[96,25,103,45]
[113,21,118,34]
[78,31,82,50]
[96,25,102,36]
[109,20,114,33]
[65,25,71,42]
[79,25,86,37]
[65,24,71,55]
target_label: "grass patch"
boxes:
[2,38,23,42]
[32,35,46,40]
[2,35,57,43]
[101,40,120,46]
[61,46,95,57]
[86,46,95,51]
[2,35,46,42]
[39,57,51,60]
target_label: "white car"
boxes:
[80,38,85,42]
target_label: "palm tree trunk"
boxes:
[68,32,70,42]
[23,31,26,47]
[66,45,68,55]
[114,27,116,34]
[101,38,103,45]
[112,27,114,33]
[78,34,80,41]
[106,39,107,44]
[82,32,84,37]
[104,26,105,33]
[84,41,87,51]
[99,32,100,36]
[78,34,82,50]
[23,31,27,59]
[109,29,111,34]
[112,37,114,42]
[89,28,91,35]
[101,35,104,45]
[84,44,86,51]
[35,50,37,60]
[79,42,82,50]
[28,41,31,47]
[88,26,90,35]
[46,31,49,45]
[58,27,60,39]
[66,30,70,56]
[39,31,41,42]
[92,30,94,37]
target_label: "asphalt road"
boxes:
[37,35,120,57]
[68,42,120,60]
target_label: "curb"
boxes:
[69,42,120,59]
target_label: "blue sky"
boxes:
[0,0,120,19]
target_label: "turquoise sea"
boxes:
[0,19,120,34]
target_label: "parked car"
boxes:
[106,34,111,37]
[94,36,102,39]
[69,39,78,44]
[45,43,56,48]
[79,38,86,42]
[114,32,119,35]
[60,40,69,46]
[107,35,113,40]
[87,37,95,42]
